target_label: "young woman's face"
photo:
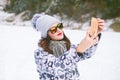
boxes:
[48,23,64,40]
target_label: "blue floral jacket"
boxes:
[34,43,98,80]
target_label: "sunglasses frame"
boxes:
[48,23,63,34]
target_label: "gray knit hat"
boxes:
[32,14,61,38]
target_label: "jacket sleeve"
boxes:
[76,33,102,61]
[76,44,98,61]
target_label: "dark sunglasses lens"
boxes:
[57,23,63,29]
[50,27,57,34]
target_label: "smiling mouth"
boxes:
[57,32,62,36]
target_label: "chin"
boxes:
[55,36,64,40]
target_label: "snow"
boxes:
[0,10,32,27]
[0,0,7,10]
[0,24,120,80]
[0,24,40,80]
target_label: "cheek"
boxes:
[48,32,56,40]
[51,35,57,40]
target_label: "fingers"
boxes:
[97,18,105,33]
[97,18,105,27]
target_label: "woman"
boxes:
[32,14,104,80]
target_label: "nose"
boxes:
[56,28,62,33]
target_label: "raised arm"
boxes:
[76,18,104,56]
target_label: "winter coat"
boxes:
[34,43,98,80]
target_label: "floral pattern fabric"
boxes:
[34,44,98,80]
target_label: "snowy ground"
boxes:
[0,24,120,80]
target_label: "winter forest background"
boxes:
[0,0,120,80]
[1,0,120,31]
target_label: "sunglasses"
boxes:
[48,23,63,34]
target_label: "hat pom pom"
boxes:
[31,14,43,30]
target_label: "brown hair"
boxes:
[38,33,71,54]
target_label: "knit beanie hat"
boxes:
[32,14,61,38]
